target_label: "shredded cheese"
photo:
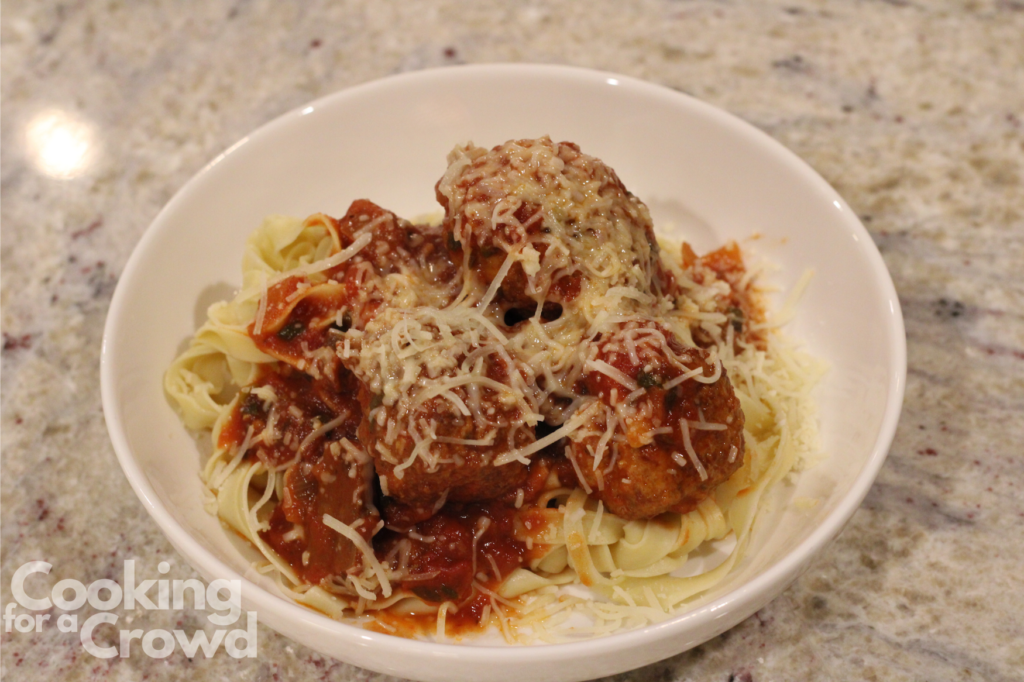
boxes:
[322,514,392,598]
[679,418,709,481]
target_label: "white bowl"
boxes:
[101,64,905,682]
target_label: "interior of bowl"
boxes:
[102,64,904,682]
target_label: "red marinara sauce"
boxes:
[367,454,574,638]
[375,500,526,635]
[216,366,373,585]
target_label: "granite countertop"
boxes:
[2,1,1022,680]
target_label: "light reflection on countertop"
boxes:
[23,108,100,179]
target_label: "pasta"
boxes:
[165,138,824,641]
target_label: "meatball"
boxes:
[568,322,745,520]
[355,373,532,511]
[434,137,661,310]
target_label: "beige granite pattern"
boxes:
[2,1,1022,680]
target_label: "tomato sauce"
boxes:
[412,502,523,613]
[366,499,528,636]
[226,368,361,469]
[682,240,766,350]
[217,367,372,584]
[254,285,346,361]
[362,453,577,637]
[262,448,376,585]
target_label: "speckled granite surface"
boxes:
[2,1,1022,680]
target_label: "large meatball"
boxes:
[359,388,531,508]
[434,137,662,311]
[568,321,745,520]
[346,322,536,513]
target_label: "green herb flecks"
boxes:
[277,321,305,341]
[728,306,744,332]
[636,371,662,389]
[240,391,264,418]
